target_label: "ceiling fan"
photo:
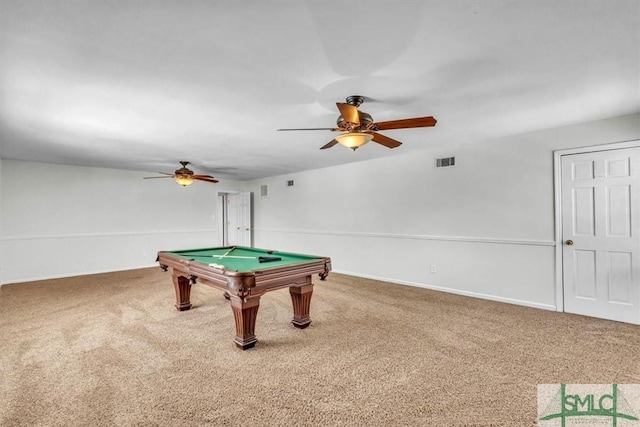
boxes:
[277,95,437,151]
[143,161,218,186]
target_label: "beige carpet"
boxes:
[1,268,638,426]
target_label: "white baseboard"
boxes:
[2,265,556,314]
[332,269,557,312]
[0,264,159,286]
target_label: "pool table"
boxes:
[157,246,331,349]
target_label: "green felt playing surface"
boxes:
[167,246,322,272]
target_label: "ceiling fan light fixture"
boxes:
[335,132,373,151]
[174,174,195,186]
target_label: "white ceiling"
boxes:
[1,0,638,181]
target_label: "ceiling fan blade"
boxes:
[193,175,219,183]
[277,127,338,131]
[320,139,339,150]
[374,116,437,131]
[371,132,402,149]
[143,176,174,179]
[336,103,360,125]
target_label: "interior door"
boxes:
[220,192,252,247]
[226,193,240,245]
[561,146,640,324]
[236,191,252,246]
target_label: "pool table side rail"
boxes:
[166,245,327,262]
[157,250,331,275]
[157,251,332,296]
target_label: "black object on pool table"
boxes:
[258,256,282,263]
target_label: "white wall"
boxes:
[2,113,638,307]
[247,113,640,310]
[0,160,244,284]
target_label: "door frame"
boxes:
[553,139,640,313]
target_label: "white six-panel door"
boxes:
[561,146,640,324]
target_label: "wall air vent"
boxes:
[436,157,456,168]
[260,184,269,198]
[287,180,294,187]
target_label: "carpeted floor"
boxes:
[1,268,638,426]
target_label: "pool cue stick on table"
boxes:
[210,254,283,263]
[210,254,254,259]
[181,247,282,263]
[219,247,236,258]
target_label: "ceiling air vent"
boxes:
[260,184,269,198]
[287,180,294,187]
[436,157,456,168]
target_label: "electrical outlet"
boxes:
[430,265,437,274]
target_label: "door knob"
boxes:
[565,240,574,246]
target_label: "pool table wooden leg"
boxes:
[229,295,260,350]
[290,282,314,328]
[172,274,192,311]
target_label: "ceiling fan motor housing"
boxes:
[336,111,374,131]
[175,161,194,176]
